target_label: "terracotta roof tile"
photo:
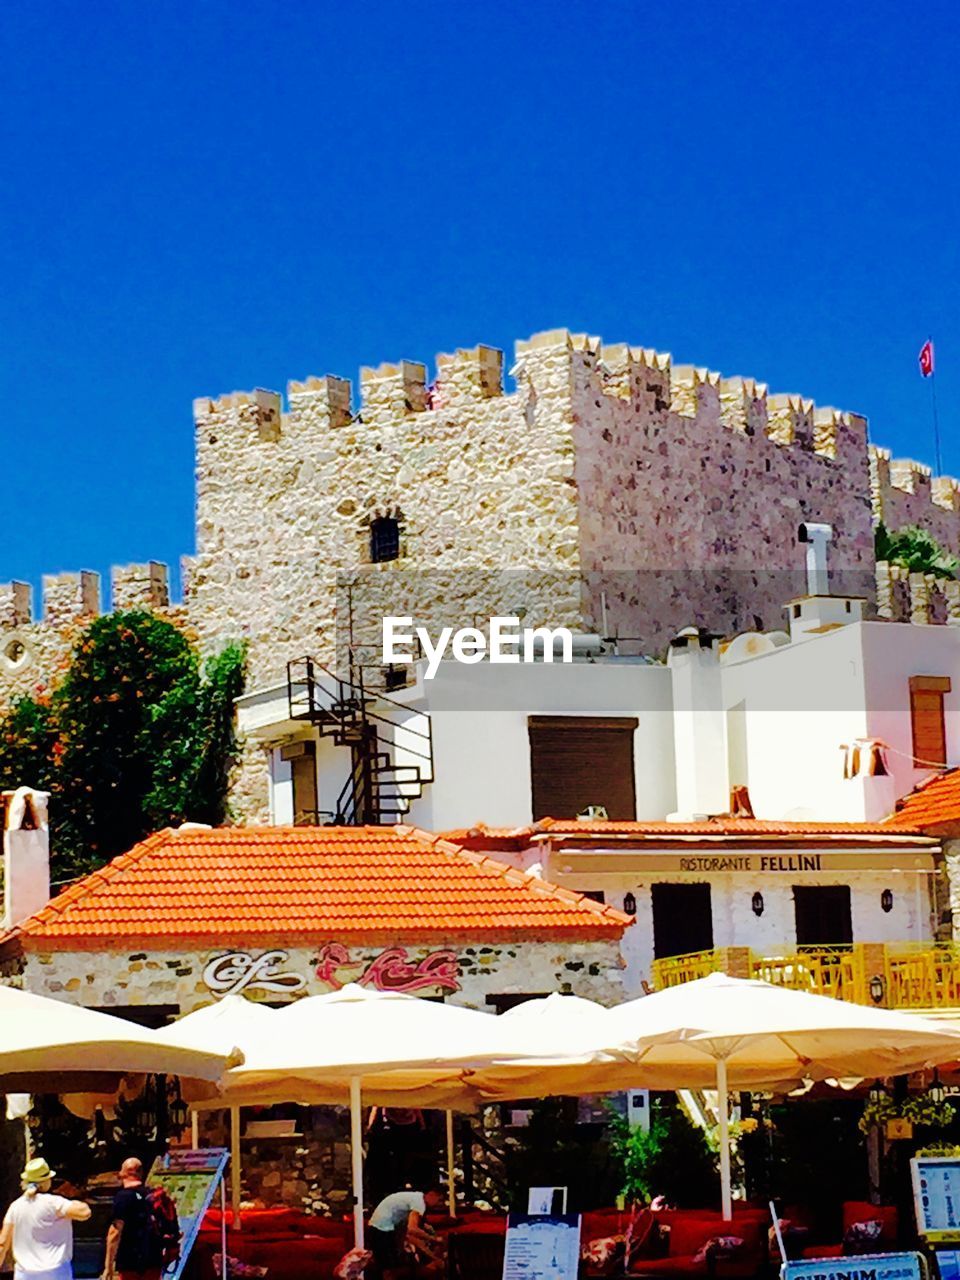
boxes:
[3,826,629,950]
[888,769,960,832]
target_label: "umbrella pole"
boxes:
[220,1170,229,1280]
[445,1111,456,1218]
[716,1058,732,1222]
[350,1077,365,1250]
[191,1110,199,1149]
[230,1107,242,1231]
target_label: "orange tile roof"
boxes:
[888,769,960,833]
[2,825,630,951]
[443,816,931,849]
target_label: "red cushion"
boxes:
[448,1219,506,1236]
[630,1256,707,1275]
[202,1207,303,1235]
[843,1202,897,1239]
[668,1220,727,1257]
[803,1245,845,1259]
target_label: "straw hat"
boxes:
[22,1158,55,1184]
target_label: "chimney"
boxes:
[799,521,833,595]
[667,628,729,820]
[3,787,51,930]
[787,522,866,642]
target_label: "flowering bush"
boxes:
[0,611,245,874]
[859,1094,955,1135]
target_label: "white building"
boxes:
[235,531,960,1002]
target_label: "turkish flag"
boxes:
[919,339,935,377]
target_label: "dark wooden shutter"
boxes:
[528,716,638,820]
[282,740,318,824]
[910,676,951,767]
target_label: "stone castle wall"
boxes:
[870,447,960,554]
[0,565,186,704]
[5,326,960,786]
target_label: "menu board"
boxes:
[502,1214,581,1280]
[783,1253,925,1280]
[912,1158,960,1241]
[148,1147,230,1280]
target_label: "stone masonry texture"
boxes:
[4,328,960,819]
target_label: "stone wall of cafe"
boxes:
[1,935,626,1210]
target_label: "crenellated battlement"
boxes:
[0,582,32,628]
[507,328,869,463]
[42,571,101,627]
[0,562,183,705]
[870,445,960,547]
[190,328,871,471]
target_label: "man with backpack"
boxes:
[101,1159,180,1280]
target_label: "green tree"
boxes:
[876,523,959,579]
[607,1095,718,1207]
[0,612,246,876]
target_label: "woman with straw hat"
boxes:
[0,1157,91,1280]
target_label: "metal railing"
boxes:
[650,943,960,1011]
[286,655,434,825]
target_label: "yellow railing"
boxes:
[650,943,960,1011]
[648,949,726,988]
[884,943,960,1010]
[753,948,866,1003]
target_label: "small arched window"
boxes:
[370,516,401,563]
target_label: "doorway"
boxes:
[651,883,714,959]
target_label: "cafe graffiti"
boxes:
[202,945,461,998]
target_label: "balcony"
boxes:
[650,943,960,1012]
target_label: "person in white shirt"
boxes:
[0,1158,92,1280]
[367,1184,444,1279]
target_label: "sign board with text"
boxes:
[502,1214,581,1280]
[147,1147,230,1280]
[558,852,935,876]
[912,1157,960,1241]
[782,1252,926,1280]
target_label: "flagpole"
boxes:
[921,336,942,476]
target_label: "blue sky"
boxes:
[2,0,958,601]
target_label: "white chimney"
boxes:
[3,787,51,930]
[799,521,833,595]
[788,522,866,642]
[667,628,729,820]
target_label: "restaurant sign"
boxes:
[781,1253,925,1280]
[202,945,461,999]
[559,852,934,876]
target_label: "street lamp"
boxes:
[869,974,885,1004]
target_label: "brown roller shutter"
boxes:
[909,676,951,768]
[528,716,638,820]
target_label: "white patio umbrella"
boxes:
[156,995,280,1219]
[0,984,240,1087]
[602,973,960,1220]
[468,992,643,1100]
[177,986,567,1248]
